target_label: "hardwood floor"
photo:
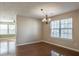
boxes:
[0,41,79,56]
[0,40,16,56]
[16,42,79,56]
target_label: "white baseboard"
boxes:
[17,40,42,46]
[43,40,79,52]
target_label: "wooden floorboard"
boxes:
[16,42,79,56]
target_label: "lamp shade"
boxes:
[42,18,47,22]
[42,18,51,23]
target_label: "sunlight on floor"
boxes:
[0,40,16,56]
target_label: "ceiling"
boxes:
[0,2,79,19]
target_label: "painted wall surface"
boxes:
[43,10,79,51]
[16,15,42,45]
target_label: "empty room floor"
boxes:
[16,42,79,56]
[0,40,16,56]
[0,41,79,56]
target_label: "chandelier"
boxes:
[41,9,51,24]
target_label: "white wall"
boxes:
[16,15,42,45]
[42,9,79,51]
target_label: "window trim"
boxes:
[50,18,72,39]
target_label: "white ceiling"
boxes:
[0,2,79,19]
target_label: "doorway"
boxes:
[0,19,16,56]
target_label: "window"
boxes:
[0,20,15,35]
[0,24,8,34]
[0,19,14,22]
[50,20,60,37]
[9,24,15,34]
[50,18,72,39]
[0,24,15,35]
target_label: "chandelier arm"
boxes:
[41,9,47,16]
[41,9,51,24]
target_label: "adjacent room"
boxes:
[0,15,16,55]
[0,2,79,56]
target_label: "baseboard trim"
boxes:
[43,40,79,52]
[16,40,79,52]
[17,40,42,46]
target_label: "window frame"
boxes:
[50,18,72,39]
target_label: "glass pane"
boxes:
[61,18,72,28]
[67,29,72,34]
[0,20,14,22]
[61,29,72,39]
[9,25,15,34]
[61,33,68,38]
[50,20,59,29]
[67,18,72,24]
[0,24,8,34]
[61,29,68,34]
[68,34,72,39]
[61,33,72,39]
[51,29,59,37]
[61,29,72,34]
